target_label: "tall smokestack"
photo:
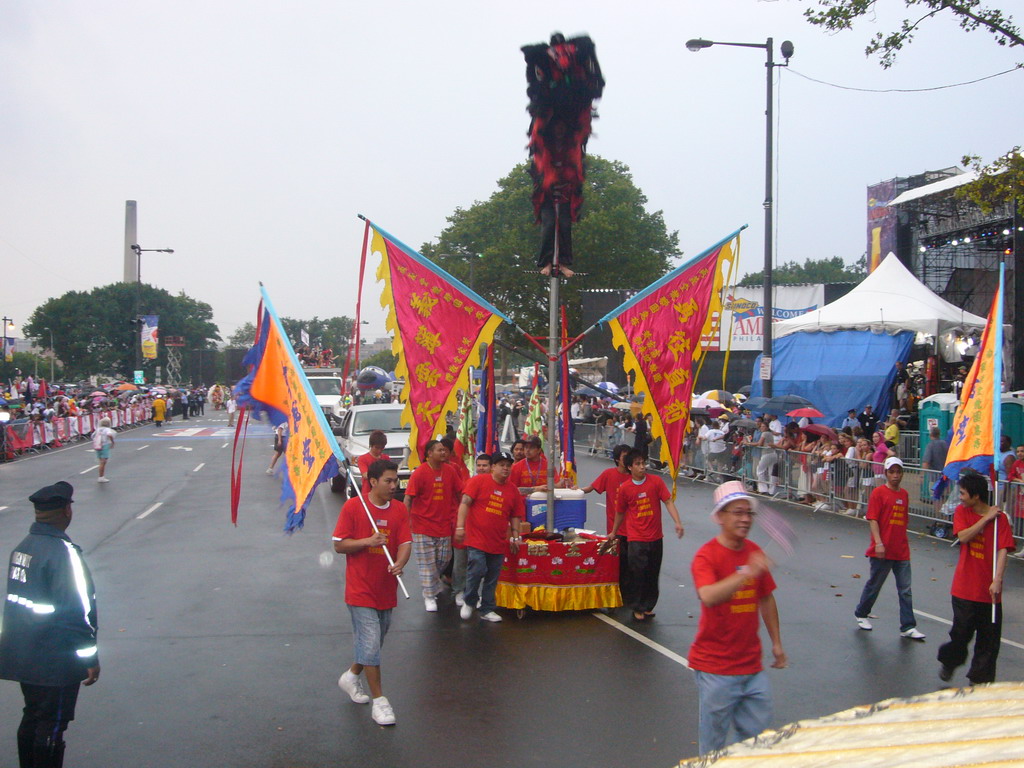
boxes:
[124,200,138,282]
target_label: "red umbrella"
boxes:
[787,407,824,418]
[802,424,839,442]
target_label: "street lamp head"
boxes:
[780,40,794,61]
[686,38,713,52]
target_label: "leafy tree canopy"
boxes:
[959,146,1024,212]
[738,255,866,287]
[226,317,354,352]
[360,349,399,372]
[24,283,220,380]
[804,1,1022,69]
[419,156,680,337]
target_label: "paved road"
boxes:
[0,416,1021,767]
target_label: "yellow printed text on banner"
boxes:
[371,227,504,468]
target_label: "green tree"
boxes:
[804,1,1022,68]
[278,316,355,354]
[959,146,1024,212]
[227,322,257,347]
[360,349,399,371]
[738,255,866,286]
[419,156,680,337]
[24,283,220,380]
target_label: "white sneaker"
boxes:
[454,591,465,607]
[371,696,396,726]
[265,468,273,475]
[901,627,926,641]
[97,477,110,483]
[338,670,369,704]
[424,597,438,612]
[460,603,473,620]
[856,617,872,631]
[479,611,502,623]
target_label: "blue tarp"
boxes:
[750,330,914,428]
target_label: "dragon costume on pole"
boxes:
[521,32,604,277]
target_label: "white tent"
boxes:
[774,253,988,339]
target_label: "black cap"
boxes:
[491,450,515,464]
[29,481,74,512]
[523,435,542,447]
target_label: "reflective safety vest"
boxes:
[0,522,99,686]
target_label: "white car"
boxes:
[332,403,412,497]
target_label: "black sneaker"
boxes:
[938,665,954,682]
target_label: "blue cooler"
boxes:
[526,489,587,530]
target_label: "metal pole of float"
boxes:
[545,202,561,532]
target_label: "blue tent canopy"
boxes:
[750,330,914,428]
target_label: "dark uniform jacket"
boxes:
[0,522,99,686]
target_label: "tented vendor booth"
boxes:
[749,255,988,427]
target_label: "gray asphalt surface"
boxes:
[0,415,1022,768]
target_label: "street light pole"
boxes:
[685,37,793,397]
[130,244,174,380]
[43,327,54,381]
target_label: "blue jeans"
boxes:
[348,605,392,666]
[464,548,504,614]
[854,558,916,631]
[694,670,772,755]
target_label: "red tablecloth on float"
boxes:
[495,538,622,611]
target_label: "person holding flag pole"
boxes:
[937,264,1015,685]
[333,460,411,726]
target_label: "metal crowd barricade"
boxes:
[1,405,153,461]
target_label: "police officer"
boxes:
[0,481,100,768]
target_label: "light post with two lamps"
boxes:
[130,243,174,380]
[685,36,793,397]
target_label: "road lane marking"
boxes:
[193,463,205,472]
[914,609,1024,651]
[80,465,98,475]
[137,503,163,519]
[136,445,149,451]
[221,442,229,448]
[592,612,690,668]
[0,506,7,512]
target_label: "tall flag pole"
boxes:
[353,219,370,373]
[558,305,576,487]
[475,344,498,456]
[366,217,509,469]
[943,264,1006,620]
[234,285,342,532]
[600,227,742,497]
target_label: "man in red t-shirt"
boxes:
[937,471,1015,684]
[454,450,524,622]
[581,443,633,603]
[689,480,786,755]
[356,430,388,496]
[853,457,925,639]
[451,453,494,608]
[332,459,412,726]
[509,435,548,496]
[440,437,470,486]
[607,448,684,622]
[404,439,462,612]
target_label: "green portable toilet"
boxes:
[918,393,959,462]
[1000,394,1024,448]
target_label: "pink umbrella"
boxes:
[787,407,824,418]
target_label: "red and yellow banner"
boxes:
[603,229,741,495]
[370,223,508,469]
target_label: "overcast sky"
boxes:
[2,1,1021,345]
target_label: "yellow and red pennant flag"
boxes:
[369,221,509,469]
[601,227,742,496]
[234,286,341,532]
[944,264,1005,482]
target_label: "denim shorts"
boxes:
[348,605,392,666]
[96,446,111,460]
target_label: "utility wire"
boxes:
[785,65,1021,93]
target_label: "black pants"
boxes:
[937,596,1003,683]
[627,539,663,614]
[616,535,633,607]
[18,682,79,768]
[536,200,573,268]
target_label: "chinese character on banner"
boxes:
[370,222,510,468]
[601,227,742,496]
